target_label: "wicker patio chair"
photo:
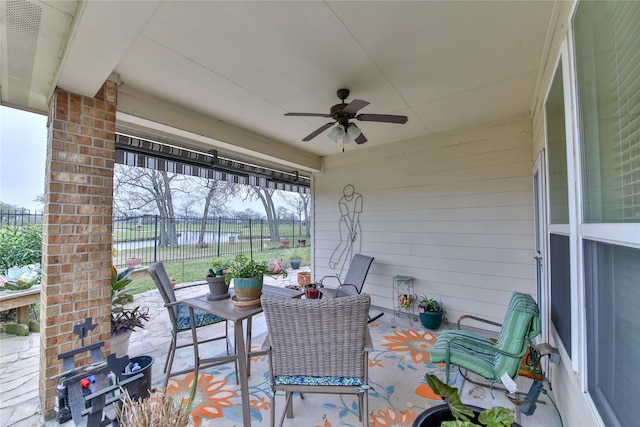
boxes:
[430,292,541,387]
[148,261,235,390]
[261,293,373,427]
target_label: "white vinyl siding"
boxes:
[313,114,535,325]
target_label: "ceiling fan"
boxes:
[285,88,408,144]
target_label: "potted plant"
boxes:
[210,259,229,277]
[286,247,305,270]
[417,297,444,330]
[301,282,322,299]
[297,271,312,287]
[267,256,284,274]
[111,267,149,357]
[224,254,272,301]
[205,259,230,300]
[413,374,521,427]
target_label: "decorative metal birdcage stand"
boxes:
[392,275,416,323]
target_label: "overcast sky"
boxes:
[0,105,265,214]
[0,105,48,212]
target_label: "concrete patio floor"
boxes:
[1,268,562,426]
[0,270,304,426]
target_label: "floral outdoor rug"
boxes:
[162,320,462,427]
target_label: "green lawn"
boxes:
[128,247,310,294]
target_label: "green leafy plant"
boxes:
[0,224,42,272]
[111,267,149,335]
[224,254,274,286]
[208,259,230,277]
[286,247,305,261]
[425,374,516,427]
[418,298,443,313]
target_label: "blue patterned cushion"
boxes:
[175,303,224,330]
[274,375,363,387]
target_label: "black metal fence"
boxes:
[0,211,310,268]
[0,211,43,226]
[112,215,310,267]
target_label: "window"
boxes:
[550,233,571,356]
[584,241,640,427]
[574,2,640,425]
[547,64,569,224]
[574,1,640,223]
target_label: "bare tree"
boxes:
[280,192,311,238]
[185,178,235,247]
[114,165,179,246]
[246,185,280,242]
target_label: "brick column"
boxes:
[39,81,118,419]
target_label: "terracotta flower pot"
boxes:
[126,257,142,267]
[298,271,311,286]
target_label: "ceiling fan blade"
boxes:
[342,99,370,115]
[356,113,408,124]
[355,132,368,145]
[302,122,335,141]
[285,112,332,117]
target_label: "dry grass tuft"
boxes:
[115,390,190,427]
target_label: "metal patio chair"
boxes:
[261,293,373,427]
[318,254,382,322]
[148,261,235,390]
[430,291,541,387]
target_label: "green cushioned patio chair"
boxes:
[261,293,373,427]
[430,292,541,387]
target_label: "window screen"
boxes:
[584,241,640,427]
[550,233,571,356]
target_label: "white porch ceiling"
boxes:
[1,0,554,165]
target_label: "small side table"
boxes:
[392,275,416,323]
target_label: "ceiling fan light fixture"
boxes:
[328,124,346,142]
[346,124,361,139]
[342,124,359,144]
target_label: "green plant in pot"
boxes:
[224,254,272,301]
[413,374,520,427]
[210,259,229,277]
[286,247,305,270]
[206,259,230,300]
[111,267,149,357]
[417,297,445,330]
[301,281,322,299]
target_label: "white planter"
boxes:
[111,330,132,358]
